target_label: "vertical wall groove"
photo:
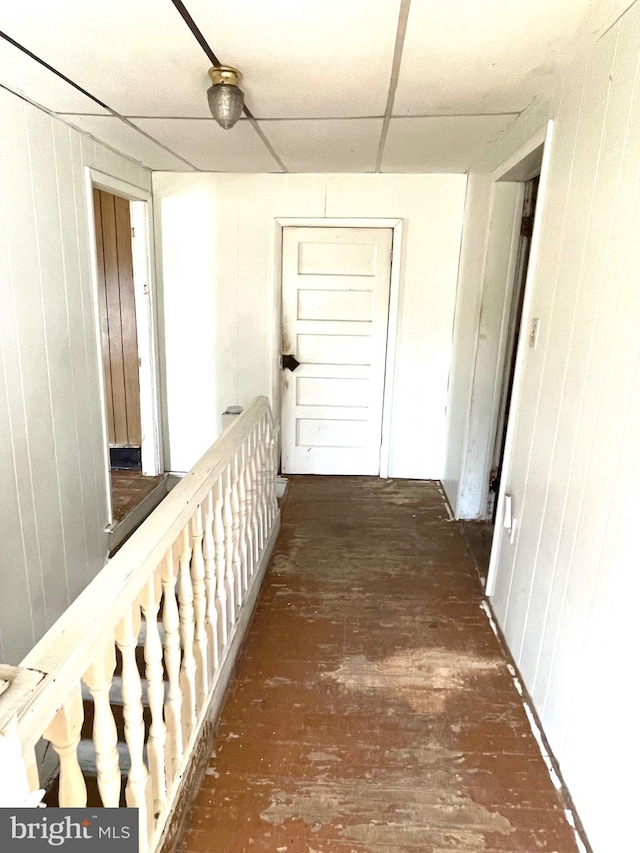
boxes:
[0,85,151,663]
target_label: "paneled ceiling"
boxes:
[0,1,632,173]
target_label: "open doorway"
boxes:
[93,188,142,470]
[484,124,553,595]
[488,175,540,518]
[457,127,550,585]
[87,172,165,538]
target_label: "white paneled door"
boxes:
[281,226,393,474]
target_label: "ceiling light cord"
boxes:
[0,30,111,112]
[169,0,288,170]
[170,0,221,67]
[376,0,412,172]
[0,29,197,169]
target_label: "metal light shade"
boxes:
[207,66,244,129]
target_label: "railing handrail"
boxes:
[16,396,275,750]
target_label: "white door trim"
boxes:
[130,199,162,477]
[491,124,549,182]
[85,168,163,529]
[274,217,403,479]
[486,120,555,596]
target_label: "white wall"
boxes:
[442,173,492,513]
[0,87,152,663]
[153,172,467,477]
[444,181,522,518]
[480,5,640,851]
[461,183,521,518]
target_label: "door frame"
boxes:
[488,175,539,519]
[274,217,403,478]
[485,121,554,595]
[85,168,163,529]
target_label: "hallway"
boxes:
[180,477,582,853]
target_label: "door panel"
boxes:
[298,241,378,275]
[93,188,141,448]
[296,334,371,365]
[281,226,392,475]
[297,289,373,321]
[114,195,141,445]
[296,376,370,407]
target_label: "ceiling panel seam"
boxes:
[54,112,520,121]
[375,0,412,172]
[392,112,521,119]
[0,81,171,175]
[0,30,198,171]
[172,0,289,172]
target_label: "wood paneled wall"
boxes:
[480,5,640,851]
[93,189,141,447]
[0,86,151,664]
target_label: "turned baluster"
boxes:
[262,417,272,528]
[238,442,250,593]
[222,465,236,630]
[266,417,278,526]
[114,607,152,847]
[190,506,209,710]
[261,416,272,529]
[202,489,219,673]
[140,574,167,818]
[0,720,40,807]
[83,643,121,806]
[255,420,267,551]
[161,550,183,785]
[231,452,243,609]
[244,437,256,579]
[213,478,228,650]
[43,684,87,807]
[177,528,197,742]
[248,432,260,566]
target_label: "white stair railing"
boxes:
[0,396,280,852]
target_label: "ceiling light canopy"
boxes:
[207,65,244,130]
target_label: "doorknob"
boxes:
[282,353,301,372]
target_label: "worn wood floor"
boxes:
[181,477,581,853]
[458,521,495,587]
[110,469,164,522]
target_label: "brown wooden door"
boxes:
[93,188,141,447]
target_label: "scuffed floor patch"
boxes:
[260,774,514,853]
[262,648,513,851]
[323,648,501,714]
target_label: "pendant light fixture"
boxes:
[207,65,244,129]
